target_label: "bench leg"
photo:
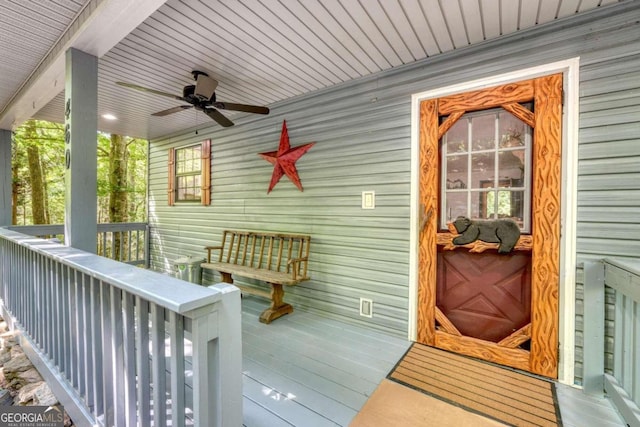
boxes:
[220,272,233,284]
[259,283,293,324]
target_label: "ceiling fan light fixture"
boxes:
[194,73,217,101]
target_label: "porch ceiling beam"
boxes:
[0,0,167,131]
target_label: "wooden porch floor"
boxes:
[240,297,625,427]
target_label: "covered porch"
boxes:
[0,228,633,426]
[2,1,640,426]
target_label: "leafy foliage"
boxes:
[12,120,147,225]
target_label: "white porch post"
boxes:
[0,129,11,226]
[64,48,97,253]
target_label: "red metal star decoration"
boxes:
[259,120,314,194]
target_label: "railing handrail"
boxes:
[1,228,214,314]
[7,222,150,268]
[6,224,65,235]
[7,222,148,234]
[7,221,148,229]
[604,257,640,303]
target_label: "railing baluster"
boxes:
[122,291,137,426]
[38,253,46,349]
[61,265,70,376]
[54,262,62,367]
[136,297,151,427]
[21,246,28,331]
[33,253,41,348]
[135,230,141,263]
[91,277,104,420]
[69,269,79,390]
[170,312,186,427]
[22,249,27,342]
[633,300,640,402]
[110,286,126,426]
[51,261,58,366]
[127,230,133,263]
[80,273,92,407]
[151,303,167,426]
[44,258,52,360]
[101,280,114,427]
[613,291,624,381]
[119,231,124,262]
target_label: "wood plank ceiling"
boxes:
[0,0,87,108]
[0,0,624,140]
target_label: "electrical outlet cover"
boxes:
[359,298,373,318]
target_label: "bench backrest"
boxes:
[218,230,311,279]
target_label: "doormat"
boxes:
[350,379,505,427]
[387,343,562,426]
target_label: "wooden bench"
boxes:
[201,230,311,323]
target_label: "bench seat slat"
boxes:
[201,262,308,286]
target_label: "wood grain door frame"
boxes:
[407,59,580,384]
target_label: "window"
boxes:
[441,106,532,231]
[168,140,211,206]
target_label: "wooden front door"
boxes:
[417,74,562,378]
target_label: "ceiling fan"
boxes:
[116,70,269,127]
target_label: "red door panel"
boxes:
[437,250,531,343]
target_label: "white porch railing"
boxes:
[7,222,149,266]
[584,258,640,427]
[604,258,640,427]
[0,228,242,427]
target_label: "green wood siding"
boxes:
[148,3,640,370]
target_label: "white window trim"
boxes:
[175,143,203,203]
[408,58,580,385]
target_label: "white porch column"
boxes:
[0,129,11,226]
[64,48,97,253]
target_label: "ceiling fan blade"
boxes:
[152,105,193,116]
[203,108,234,127]
[211,102,270,115]
[116,82,184,101]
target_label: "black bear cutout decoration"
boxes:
[452,216,521,254]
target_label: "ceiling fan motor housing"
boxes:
[182,85,195,98]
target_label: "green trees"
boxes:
[12,120,65,225]
[11,119,147,226]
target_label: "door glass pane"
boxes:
[444,192,467,223]
[441,106,532,232]
[469,191,486,219]
[446,155,467,189]
[486,190,516,218]
[471,114,495,151]
[471,153,494,188]
[445,119,468,153]
[499,149,525,184]
[499,109,528,148]
[507,190,525,227]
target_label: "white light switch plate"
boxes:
[362,191,375,209]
